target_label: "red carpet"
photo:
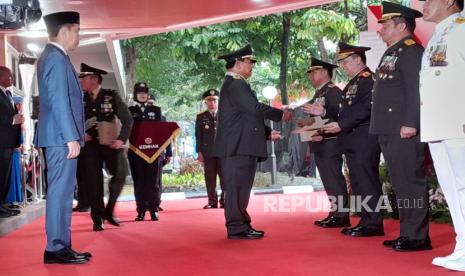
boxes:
[0,192,457,276]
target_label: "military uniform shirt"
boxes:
[370,36,424,135]
[129,102,162,122]
[309,81,342,139]
[195,110,217,157]
[338,68,374,132]
[420,13,465,142]
[84,88,133,142]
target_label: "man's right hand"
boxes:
[197,152,204,163]
[67,141,81,159]
[282,109,293,122]
[12,114,24,125]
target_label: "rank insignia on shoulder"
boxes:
[360,71,371,78]
[455,17,465,24]
[233,75,241,80]
[328,83,335,88]
[404,39,416,46]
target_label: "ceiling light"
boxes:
[27,42,40,53]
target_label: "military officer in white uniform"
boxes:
[420,0,465,271]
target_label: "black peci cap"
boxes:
[79,63,108,78]
[337,42,371,61]
[378,1,422,23]
[43,11,80,31]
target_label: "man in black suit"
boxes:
[195,89,224,209]
[324,43,383,237]
[0,66,23,218]
[299,58,349,228]
[370,1,430,251]
[213,45,292,240]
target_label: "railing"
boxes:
[19,146,45,206]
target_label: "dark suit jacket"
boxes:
[370,36,424,135]
[0,89,21,148]
[213,74,283,158]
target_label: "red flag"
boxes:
[129,121,180,163]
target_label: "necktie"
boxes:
[5,90,14,108]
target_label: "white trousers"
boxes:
[429,139,465,252]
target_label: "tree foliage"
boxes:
[122,3,368,121]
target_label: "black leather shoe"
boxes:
[393,237,432,252]
[319,216,350,228]
[203,204,218,209]
[105,215,121,227]
[158,206,164,211]
[349,226,384,237]
[69,248,92,258]
[0,210,12,218]
[72,206,90,212]
[341,224,362,236]
[248,226,265,236]
[383,236,407,248]
[93,223,104,231]
[150,211,159,221]
[228,229,264,240]
[44,248,89,264]
[314,215,331,226]
[1,205,20,216]
[135,212,145,221]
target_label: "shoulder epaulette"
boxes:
[197,110,208,116]
[455,17,465,24]
[359,71,371,78]
[328,83,335,88]
[404,39,416,46]
[233,75,241,80]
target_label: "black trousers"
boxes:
[76,156,90,208]
[220,155,257,235]
[378,135,429,240]
[204,156,224,206]
[340,126,383,228]
[78,141,128,224]
[157,158,163,209]
[0,148,14,203]
[313,139,349,219]
[128,151,160,213]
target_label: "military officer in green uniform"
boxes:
[195,89,224,209]
[78,63,133,231]
[300,57,349,228]
[370,1,430,251]
[324,42,383,237]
